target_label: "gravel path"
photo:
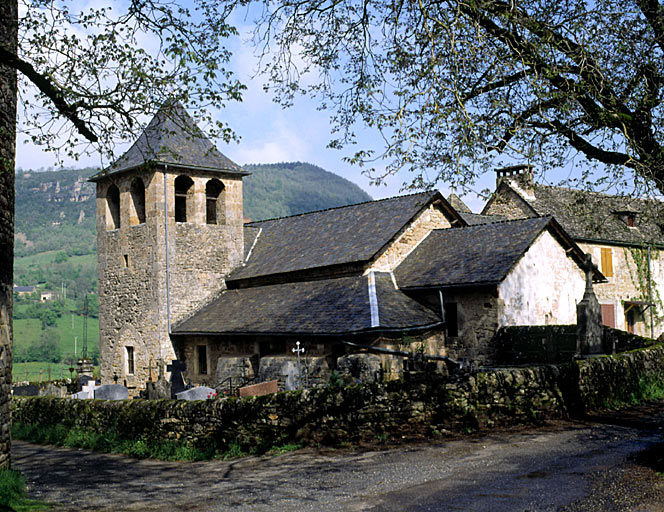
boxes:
[12,403,664,511]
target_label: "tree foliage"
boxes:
[241,0,664,195]
[7,0,244,162]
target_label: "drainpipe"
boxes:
[648,245,654,338]
[439,289,445,323]
[163,166,172,338]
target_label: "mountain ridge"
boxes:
[14,162,373,259]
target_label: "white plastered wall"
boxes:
[498,230,586,326]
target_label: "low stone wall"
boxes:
[492,325,655,365]
[12,344,664,452]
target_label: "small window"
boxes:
[106,184,121,230]
[205,179,225,225]
[600,248,613,277]
[123,254,129,268]
[627,214,635,228]
[197,345,208,375]
[130,177,146,225]
[174,175,194,222]
[126,346,135,375]
[444,303,458,337]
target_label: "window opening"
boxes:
[444,303,458,337]
[130,178,146,225]
[123,254,129,268]
[205,179,224,225]
[174,175,194,222]
[197,345,208,375]
[106,184,121,230]
[126,346,135,375]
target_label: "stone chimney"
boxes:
[495,164,534,189]
[495,164,535,200]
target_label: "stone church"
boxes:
[91,102,603,394]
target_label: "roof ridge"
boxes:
[246,190,437,225]
[433,214,549,231]
[533,183,663,204]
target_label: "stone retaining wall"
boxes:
[13,344,664,452]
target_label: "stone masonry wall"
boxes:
[368,203,452,272]
[409,287,500,364]
[483,185,535,219]
[97,169,243,394]
[16,343,664,452]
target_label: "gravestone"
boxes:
[94,384,129,400]
[40,383,66,397]
[239,380,278,397]
[13,384,39,397]
[175,386,216,401]
[72,380,99,399]
[259,357,298,390]
[167,360,187,398]
[145,377,171,400]
[337,354,382,383]
[576,254,604,356]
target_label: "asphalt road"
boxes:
[12,403,664,511]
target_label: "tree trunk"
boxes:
[0,0,18,469]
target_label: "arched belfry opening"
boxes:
[206,179,225,225]
[106,184,121,230]
[174,175,194,222]
[130,177,146,225]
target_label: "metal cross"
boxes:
[292,341,305,390]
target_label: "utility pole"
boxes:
[83,295,88,359]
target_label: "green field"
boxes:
[12,361,99,383]
[15,251,96,269]
[14,312,99,357]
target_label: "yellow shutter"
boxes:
[600,248,613,277]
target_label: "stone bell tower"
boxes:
[90,101,247,393]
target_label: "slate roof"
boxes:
[90,101,245,181]
[173,273,441,335]
[229,191,464,283]
[459,212,507,226]
[447,193,472,213]
[13,286,35,293]
[395,216,597,289]
[490,182,664,246]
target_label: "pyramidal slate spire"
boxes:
[92,100,244,180]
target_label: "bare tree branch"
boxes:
[0,46,97,142]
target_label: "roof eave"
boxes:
[89,161,249,182]
[171,321,442,337]
[571,235,664,250]
[400,281,502,291]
